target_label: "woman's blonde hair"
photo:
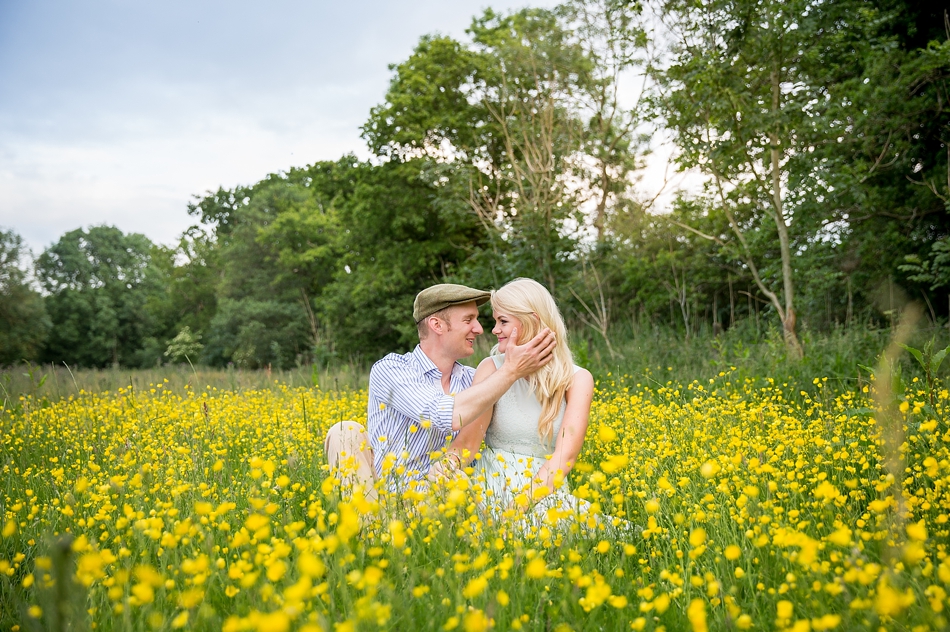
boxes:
[491,278,574,444]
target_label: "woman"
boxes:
[450,278,595,524]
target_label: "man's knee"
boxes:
[324,420,369,454]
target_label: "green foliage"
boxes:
[21,0,950,369]
[365,7,613,294]
[186,159,357,367]
[203,298,310,369]
[164,327,204,364]
[36,226,161,368]
[0,229,50,365]
[147,226,220,343]
[318,159,484,358]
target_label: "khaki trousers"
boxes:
[324,421,377,501]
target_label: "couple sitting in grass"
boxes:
[324,278,596,525]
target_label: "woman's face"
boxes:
[491,311,524,354]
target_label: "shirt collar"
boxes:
[411,345,442,377]
[411,344,463,379]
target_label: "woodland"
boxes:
[1,0,948,372]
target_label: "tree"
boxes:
[319,158,485,357]
[203,299,310,369]
[147,226,221,345]
[0,229,50,364]
[655,0,835,357]
[365,8,602,294]
[559,0,652,240]
[163,326,204,364]
[806,1,950,318]
[36,226,159,367]
[188,161,352,366]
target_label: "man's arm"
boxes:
[450,327,555,432]
[368,358,455,434]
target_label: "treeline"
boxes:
[2,0,948,369]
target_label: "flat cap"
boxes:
[413,283,491,323]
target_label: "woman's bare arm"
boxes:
[447,357,498,466]
[531,368,595,499]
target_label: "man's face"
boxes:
[440,302,483,359]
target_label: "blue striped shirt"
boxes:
[367,345,475,480]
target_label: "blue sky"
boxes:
[0,0,558,252]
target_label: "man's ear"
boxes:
[427,315,443,336]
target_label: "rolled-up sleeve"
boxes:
[422,393,456,433]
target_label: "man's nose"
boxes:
[473,320,484,335]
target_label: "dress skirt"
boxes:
[474,447,592,529]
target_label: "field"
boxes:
[2,364,950,631]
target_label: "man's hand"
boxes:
[501,327,556,380]
[426,454,469,485]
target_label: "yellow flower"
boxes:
[687,599,707,632]
[265,560,286,583]
[689,528,706,547]
[875,580,914,616]
[777,600,793,620]
[811,614,841,630]
[171,612,189,629]
[245,514,269,533]
[131,583,155,604]
[256,611,290,632]
[907,520,928,542]
[814,481,840,501]
[336,503,360,542]
[177,588,204,609]
[580,579,612,611]
[463,609,489,632]
[526,558,547,579]
[826,527,852,546]
[724,545,741,561]
[463,576,488,599]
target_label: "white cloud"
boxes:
[2,0,608,253]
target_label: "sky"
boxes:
[0,0,685,254]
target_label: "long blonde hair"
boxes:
[491,278,574,444]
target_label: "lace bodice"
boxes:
[483,355,580,458]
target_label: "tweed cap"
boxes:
[413,283,491,323]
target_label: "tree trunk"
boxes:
[770,67,804,359]
[728,275,735,328]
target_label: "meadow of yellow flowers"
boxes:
[2,372,949,631]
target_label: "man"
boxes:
[324,283,555,495]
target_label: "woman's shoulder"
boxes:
[569,366,594,391]
[475,355,502,375]
[488,354,505,369]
